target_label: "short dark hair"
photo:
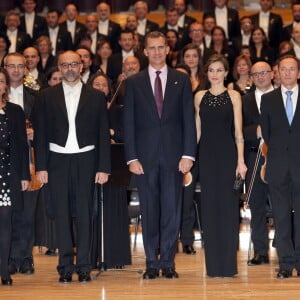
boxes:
[278,54,300,70]
[204,54,229,73]
[145,31,167,47]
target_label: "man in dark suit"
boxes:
[4,10,32,53]
[75,46,97,83]
[204,0,241,46]
[84,14,104,55]
[96,2,121,52]
[174,0,196,33]
[34,50,110,283]
[134,0,159,44]
[260,55,300,279]
[106,29,148,83]
[60,3,86,50]
[45,10,73,57]
[124,31,197,279]
[243,61,274,266]
[250,0,283,50]
[281,1,300,42]
[19,0,47,41]
[4,52,37,275]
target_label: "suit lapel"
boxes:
[56,84,68,121]
[76,84,88,114]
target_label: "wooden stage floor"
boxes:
[2,224,300,300]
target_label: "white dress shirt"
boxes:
[90,31,97,54]
[49,27,59,56]
[7,29,17,53]
[242,33,251,46]
[259,11,270,36]
[137,18,146,36]
[178,14,185,28]
[25,12,35,38]
[255,86,274,114]
[66,20,76,43]
[122,49,134,61]
[9,85,24,109]
[215,7,228,38]
[98,19,109,36]
[49,81,95,154]
[148,64,168,98]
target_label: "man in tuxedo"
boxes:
[204,0,241,46]
[4,52,37,275]
[134,0,159,44]
[19,0,47,41]
[282,1,300,42]
[4,11,32,53]
[34,50,110,283]
[60,3,86,50]
[250,0,283,51]
[23,46,46,88]
[124,31,197,279]
[96,2,121,52]
[84,14,103,55]
[75,46,97,83]
[174,0,196,33]
[243,61,274,266]
[106,29,147,83]
[202,14,216,48]
[45,10,73,57]
[260,55,300,279]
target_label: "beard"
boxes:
[63,70,80,82]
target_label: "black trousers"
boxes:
[48,151,95,275]
[136,164,182,270]
[10,190,39,268]
[0,207,12,278]
[246,151,270,255]
[180,160,198,246]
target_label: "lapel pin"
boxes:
[174,81,178,85]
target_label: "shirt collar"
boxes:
[281,84,298,94]
[11,85,23,93]
[260,11,270,17]
[62,81,82,94]
[256,86,274,94]
[148,64,168,75]
[215,7,227,13]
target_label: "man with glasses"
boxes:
[261,55,300,279]
[242,61,274,267]
[34,50,110,283]
[4,52,37,276]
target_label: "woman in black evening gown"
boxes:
[194,54,247,277]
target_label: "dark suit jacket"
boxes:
[33,83,111,174]
[204,7,241,43]
[99,20,122,52]
[260,87,300,184]
[159,24,190,48]
[60,20,86,49]
[45,26,73,55]
[249,45,276,66]
[106,52,148,82]
[19,13,47,41]
[281,23,293,42]
[5,102,30,210]
[250,12,283,49]
[137,19,159,45]
[23,85,37,120]
[37,54,56,75]
[0,30,33,53]
[242,91,261,150]
[124,67,197,172]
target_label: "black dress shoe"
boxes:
[277,269,292,279]
[183,245,196,255]
[19,258,35,274]
[247,254,269,266]
[8,263,18,275]
[1,277,13,286]
[162,268,179,279]
[143,268,159,279]
[59,272,73,283]
[45,249,56,256]
[78,272,91,283]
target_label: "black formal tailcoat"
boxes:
[33,83,111,175]
[19,13,48,41]
[60,20,87,50]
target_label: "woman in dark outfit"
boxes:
[88,73,131,269]
[0,67,29,285]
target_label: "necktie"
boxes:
[285,90,293,125]
[154,71,163,118]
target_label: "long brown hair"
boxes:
[0,67,10,104]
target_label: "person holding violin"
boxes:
[0,67,30,285]
[260,55,300,279]
[242,61,274,266]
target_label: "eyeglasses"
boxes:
[190,29,203,33]
[60,62,81,69]
[5,64,25,69]
[250,70,272,77]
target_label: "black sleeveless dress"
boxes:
[198,90,239,277]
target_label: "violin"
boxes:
[260,142,268,184]
[26,120,43,191]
